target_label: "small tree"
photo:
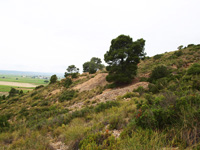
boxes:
[65,65,79,78]
[104,35,145,85]
[177,45,183,50]
[2,95,6,100]
[50,74,57,84]
[9,88,19,97]
[44,80,49,83]
[83,57,104,74]
[19,90,23,95]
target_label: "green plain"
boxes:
[0,75,48,85]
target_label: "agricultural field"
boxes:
[0,74,49,96]
[0,75,49,85]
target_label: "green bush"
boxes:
[174,50,183,57]
[64,78,72,88]
[79,132,118,150]
[187,63,200,75]
[94,101,119,113]
[71,73,78,78]
[139,77,148,82]
[187,44,195,48]
[153,54,163,60]
[108,115,125,130]
[50,74,57,84]
[134,92,200,131]
[122,92,137,99]
[35,85,44,90]
[9,88,19,97]
[133,86,146,96]
[149,65,170,82]
[59,90,78,102]
[0,115,10,132]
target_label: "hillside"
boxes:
[0,44,200,149]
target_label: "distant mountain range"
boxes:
[0,70,63,77]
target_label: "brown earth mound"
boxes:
[69,81,149,110]
[92,82,149,102]
[73,73,108,92]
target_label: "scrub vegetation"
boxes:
[0,36,200,149]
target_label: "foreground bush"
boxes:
[149,65,170,82]
[187,63,200,75]
[59,90,78,102]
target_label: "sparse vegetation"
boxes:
[1,43,200,149]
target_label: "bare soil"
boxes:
[0,81,37,87]
[73,73,108,92]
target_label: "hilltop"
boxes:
[0,44,200,149]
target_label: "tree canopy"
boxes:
[104,35,145,85]
[50,74,57,84]
[83,57,104,74]
[65,65,79,78]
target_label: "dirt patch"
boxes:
[51,89,61,95]
[92,82,149,102]
[0,81,36,87]
[73,73,108,92]
[69,81,149,111]
[0,92,8,96]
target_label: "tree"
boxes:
[2,95,6,100]
[19,90,23,95]
[44,80,49,83]
[104,35,145,85]
[65,65,79,78]
[9,88,19,97]
[177,45,183,50]
[83,62,90,73]
[50,74,57,84]
[83,57,104,74]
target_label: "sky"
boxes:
[0,0,200,74]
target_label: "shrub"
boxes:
[9,88,19,97]
[149,65,170,82]
[108,115,125,130]
[35,85,44,90]
[0,115,10,132]
[187,44,195,47]
[174,50,183,57]
[64,78,72,88]
[94,101,119,113]
[187,63,200,75]
[122,92,137,99]
[133,86,146,96]
[59,90,78,102]
[135,95,177,129]
[79,132,118,150]
[139,77,148,82]
[153,54,163,60]
[71,73,78,78]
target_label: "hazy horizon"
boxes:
[1,0,200,73]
